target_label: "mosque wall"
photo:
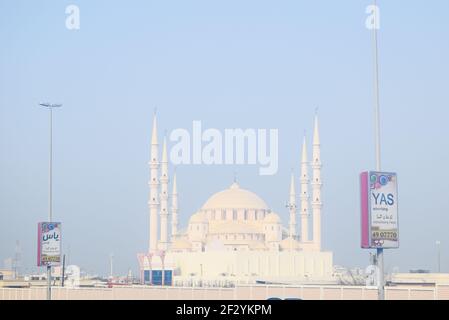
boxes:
[163,250,333,283]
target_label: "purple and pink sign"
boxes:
[37,222,62,266]
[361,171,399,249]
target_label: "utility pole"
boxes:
[370,0,385,300]
[39,102,62,300]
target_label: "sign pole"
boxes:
[377,248,384,300]
[39,102,62,300]
[47,107,53,301]
[372,0,385,300]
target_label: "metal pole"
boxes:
[61,254,66,287]
[49,107,53,222]
[39,102,61,301]
[373,0,381,171]
[376,248,384,299]
[47,107,53,301]
[371,0,385,300]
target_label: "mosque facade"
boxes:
[137,114,334,286]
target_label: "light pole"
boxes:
[39,102,62,300]
[436,241,441,273]
[370,0,385,300]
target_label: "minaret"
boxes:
[311,113,322,251]
[300,135,309,243]
[149,113,160,253]
[171,171,178,239]
[288,171,297,239]
[159,136,169,250]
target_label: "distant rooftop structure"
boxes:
[389,273,449,287]
[410,269,431,274]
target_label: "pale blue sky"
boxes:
[1,0,448,276]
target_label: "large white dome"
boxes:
[201,183,269,210]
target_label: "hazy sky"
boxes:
[1,0,448,276]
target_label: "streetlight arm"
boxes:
[39,103,62,108]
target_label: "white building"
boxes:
[138,113,334,286]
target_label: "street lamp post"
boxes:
[370,0,385,300]
[39,102,62,301]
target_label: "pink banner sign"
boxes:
[37,222,62,266]
[361,171,399,249]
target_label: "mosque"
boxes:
[137,114,334,286]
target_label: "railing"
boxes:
[0,284,448,300]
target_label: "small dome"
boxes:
[201,183,269,210]
[189,212,208,224]
[264,213,281,224]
